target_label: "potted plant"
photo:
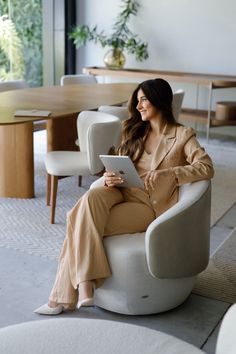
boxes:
[69,0,149,70]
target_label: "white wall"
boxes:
[76,0,236,109]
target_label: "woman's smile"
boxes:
[137,89,159,121]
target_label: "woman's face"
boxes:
[136,89,159,122]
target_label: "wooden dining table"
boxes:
[0,83,137,198]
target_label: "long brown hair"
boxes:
[117,78,178,162]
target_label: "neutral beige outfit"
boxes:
[49,124,214,307]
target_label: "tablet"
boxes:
[99,155,144,188]
[14,110,51,117]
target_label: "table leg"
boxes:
[206,83,213,142]
[0,122,34,198]
[194,84,200,130]
[46,114,78,152]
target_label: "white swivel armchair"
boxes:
[45,111,122,224]
[173,89,185,121]
[0,80,28,92]
[98,105,129,121]
[90,179,211,315]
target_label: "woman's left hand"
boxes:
[142,170,160,191]
[103,171,124,187]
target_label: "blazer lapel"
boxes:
[151,124,177,170]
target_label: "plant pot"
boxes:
[103,48,126,70]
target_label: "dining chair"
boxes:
[45,111,122,224]
[173,89,185,121]
[60,74,98,152]
[98,105,129,121]
[0,80,28,92]
[90,178,211,315]
[60,74,97,86]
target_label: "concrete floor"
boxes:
[0,127,235,353]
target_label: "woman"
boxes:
[34,78,214,315]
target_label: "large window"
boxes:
[0,0,42,86]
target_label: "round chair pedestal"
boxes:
[94,233,196,315]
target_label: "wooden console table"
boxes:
[83,67,236,140]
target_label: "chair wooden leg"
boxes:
[46,173,51,206]
[78,175,82,187]
[50,175,58,224]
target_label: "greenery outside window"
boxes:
[0,0,42,87]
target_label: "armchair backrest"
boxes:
[98,105,129,121]
[77,111,122,174]
[60,74,97,86]
[146,180,211,279]
[0,80,28,92]
[173,89,185,121]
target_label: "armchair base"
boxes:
[94,233,196,315]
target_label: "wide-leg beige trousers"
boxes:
[49,186,155,307]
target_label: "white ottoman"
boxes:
[0,318,204,354]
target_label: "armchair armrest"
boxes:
[90,176,105,189]
[145,180,211,279]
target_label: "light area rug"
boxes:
[192,227,236,303]
[0,131,235,261]
[198,138,236,226]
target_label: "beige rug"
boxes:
[192,227,236,303]
[198,141,236,226]
[211,166,236,226]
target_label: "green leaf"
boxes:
[68,0,149,63]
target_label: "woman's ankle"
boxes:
[48,300,75,311]
[48,300,60,308]
[79,280,94,301]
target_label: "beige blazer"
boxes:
[139,123,214,217]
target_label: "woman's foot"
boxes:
[34,303,64,315]
[77,280,94,310]
[34,300,74,316]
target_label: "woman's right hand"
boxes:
[103,171,124,187]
